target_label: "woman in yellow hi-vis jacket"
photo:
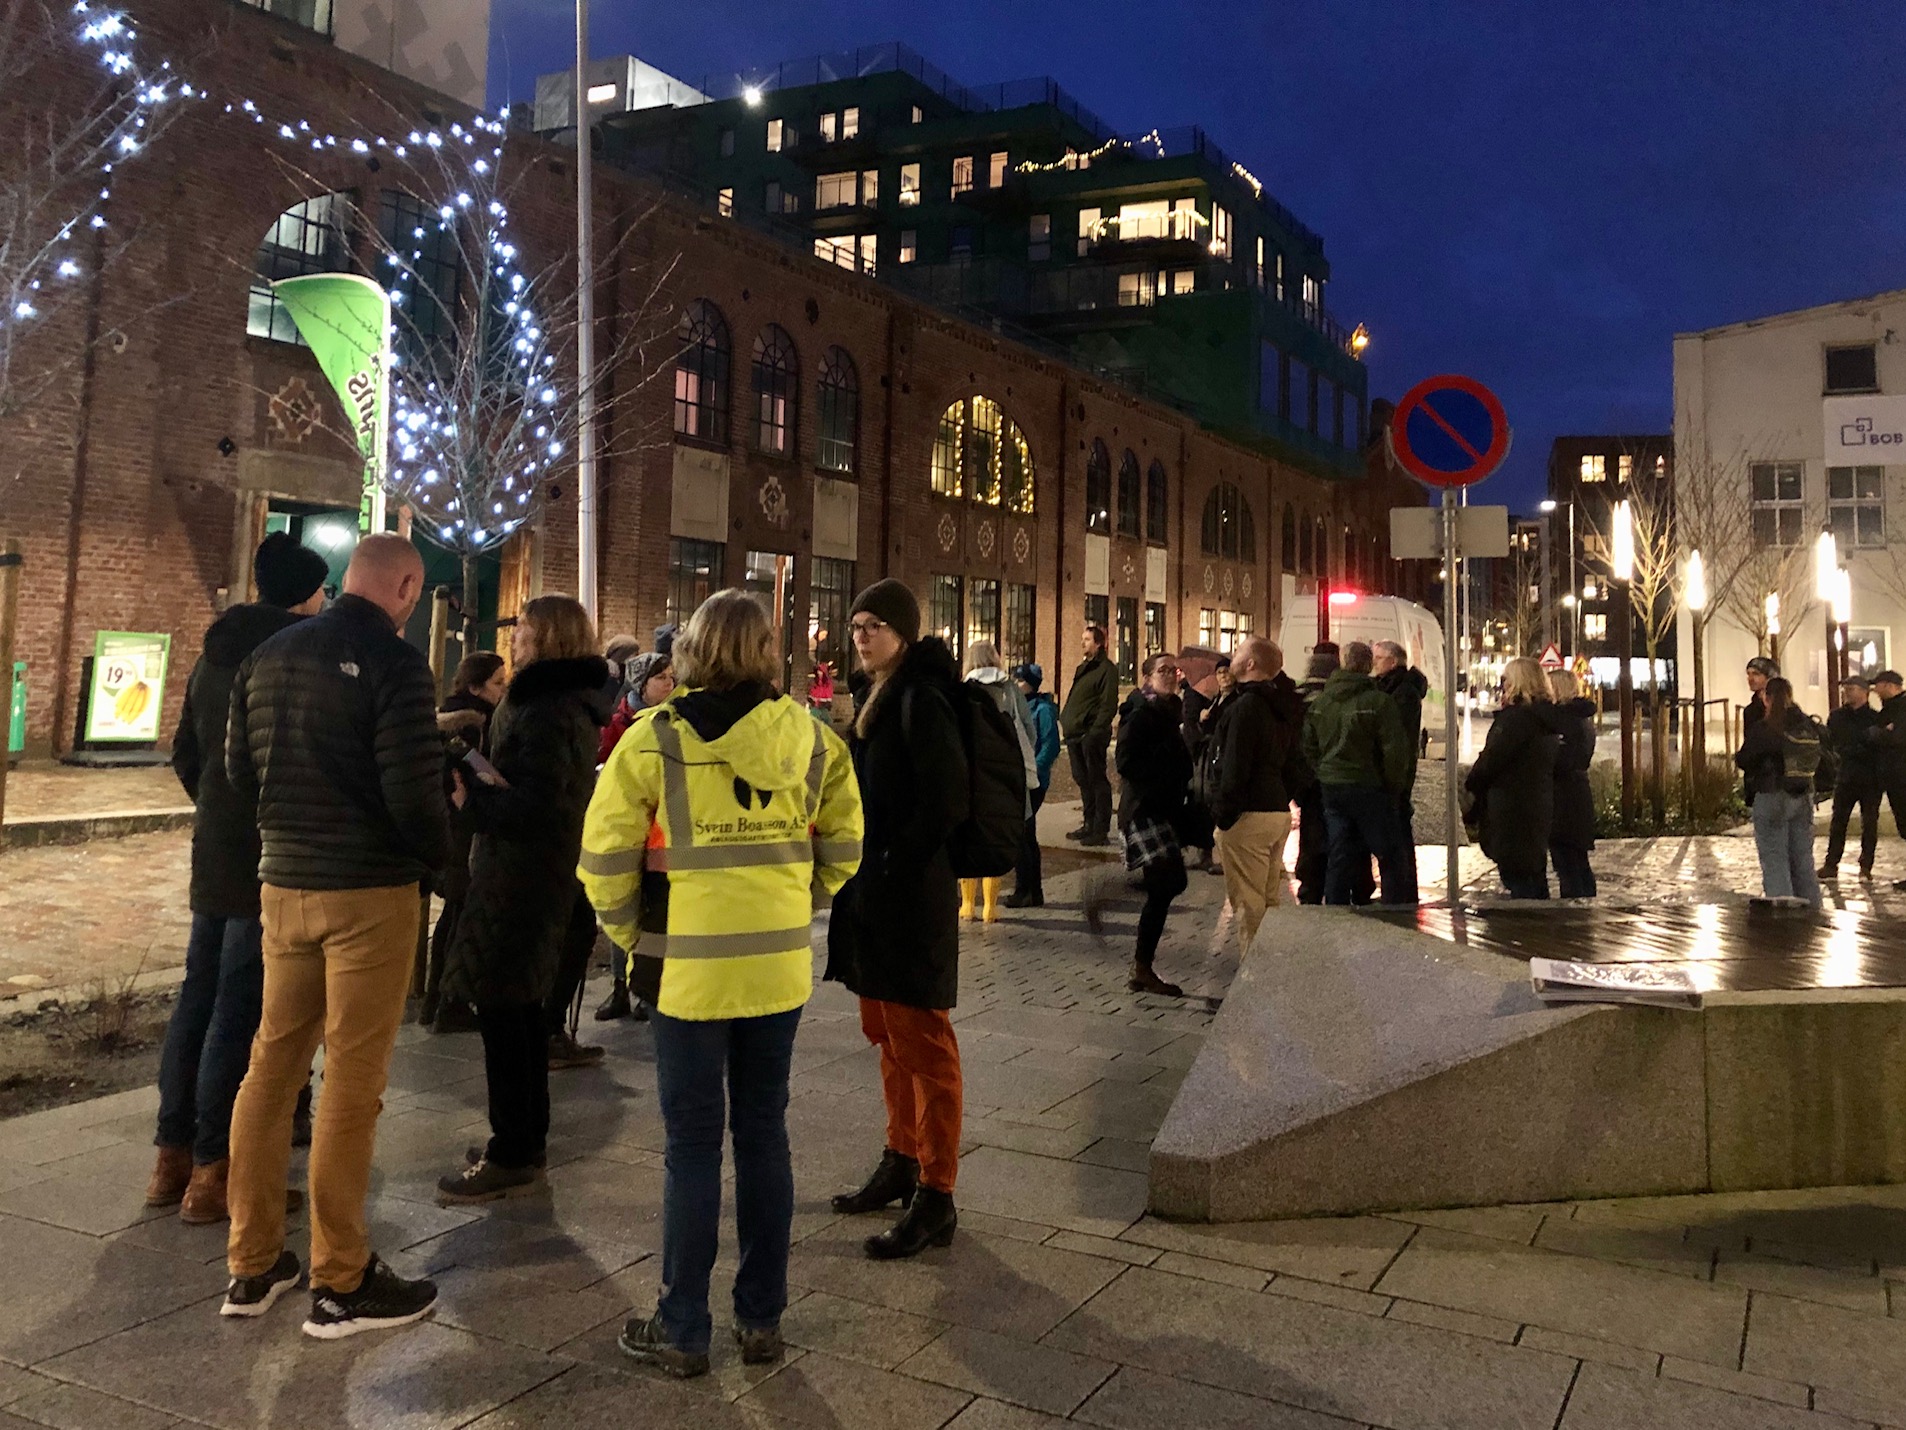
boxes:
[578,590,862,1379]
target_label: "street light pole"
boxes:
[574,0,600,623]
[1815,527,1840,693]
[1686,548,1708,775]
[1613,499,1637,827]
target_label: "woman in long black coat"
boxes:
[1545,670,1599,899]
[421,651,507,1030]
[825,579,969,1261]
[437,597,607,1205]
[1464,657,1561,899]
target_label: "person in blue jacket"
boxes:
[1006,663,1062,908]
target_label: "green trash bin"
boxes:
[7,661,22,755]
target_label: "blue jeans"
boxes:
[1753,790,1822,907]
[651,1005,803,1354]
[1321,785,1415,906]
[155,914,264,1164]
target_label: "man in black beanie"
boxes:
[148,532,329,1223]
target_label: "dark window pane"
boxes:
[1086,441,1111,535]
[1825,344,1878,394]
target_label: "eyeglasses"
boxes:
[849,618,889,638]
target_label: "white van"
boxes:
[1279,593,1447,748]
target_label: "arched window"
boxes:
[1146,460,1169,544]
[1281,503,1297,571]
[1342,524,1356,585]
[1116,450,1142,538]
[674,300,731,444]
[1085,440,1111,534]
[817,346,858,474]
[752,325,798,455]
[248,192,353,343]
[1299,514,1313,574]
[929,396,1034,513]
[1200,483,1253,561]
[1313,517,1330,581]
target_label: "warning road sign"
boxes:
[1538,642,1564,671]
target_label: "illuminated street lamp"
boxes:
[1612,500,1636,823]
[1349,323,1370,358]
[1816,527,1842,687]
[1833,564,1853,683]
[1687,549,1708,768]
[1764,591,1781,661]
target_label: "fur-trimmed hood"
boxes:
[505,655,612,719]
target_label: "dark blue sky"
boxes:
[489,1,1906,511]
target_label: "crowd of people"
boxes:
[148,534,1903,1365]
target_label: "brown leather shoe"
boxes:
[145,1146,192,1207]
[179,1159,229,1225]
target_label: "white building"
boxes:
[1674,287,1906,717]
[247,0,491,110]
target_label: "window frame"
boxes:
[966,577,1002,655]
[817,346,859,475]
[1146,460,1169,545]
[667,537,725,627]
[930,396,1034,513]
[1116,450,1142,539]
[1006,582,1036,666]
[810,555,854,680]
[1114,596,1139,683]
[1825,343,1879,396]
[951,155,974,198]
[898,230,918,264]
[929,574,964,659]
[1828,463,1885,549]
[1750,460,1805,548]
[1086,440,1111,534]
[673,299,731,445]
[899,163,921,205]
[248,191,354,344]
[766,118,785,153]
[1028,213,1051,263]
[750,324,799,457]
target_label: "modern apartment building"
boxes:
[1546,435,1675,682]
[543,44,1369,476]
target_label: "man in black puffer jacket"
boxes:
[147,534,327,1225]
[221,533,449,1339]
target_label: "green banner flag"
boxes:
[272,273,392,533]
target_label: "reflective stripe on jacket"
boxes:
[578,689,863,1021]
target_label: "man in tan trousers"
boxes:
[221,534,449,1338]
[1210,637,1306,950]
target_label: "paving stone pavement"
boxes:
[3,851,1906,1427]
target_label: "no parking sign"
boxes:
[1388,375,1511,489]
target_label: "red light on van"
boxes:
[1327,590,1359,606]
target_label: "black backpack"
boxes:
[906,683,1026,877]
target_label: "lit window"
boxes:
[1255,235,1265,288]
[860,169,879,207]
[1275,250,1285,301]
[1170,269,1194,296]
[1170,197,1197,240]
[858,233,876,277]
[1078,207,1101,255]
[248,193,353,343]
[1302,274,1322,319]
[817,347,859,473]
[930,575,963,657]
[1212,205,1232,258]
[1750,461,1804,547]
[1829,465,1886,548]
[751,325,798,456]
[898,230,917,264]
[910,104,923,124]
[667,538,724,628]
[1118,271,1155,307]
[1579,455,1606,483]
[988,151,1007,188]
[1006,584,1035,665]
[931,396,1035,513]
[586,82,618,105]
[1116,199,1170,240]
[719,128,735,157]
[1146,602,1165,656]
[673,300,731,444]
[952,155,974,197]
[1584,614,1608,642]
[899,163,921,205]
[819,111,837,142]
[1029,214,1050,262]
[717,187,733,218]
[766,118,784,152]
[813,237,856,272]
[815,172,856,210]
[842,106,860,138]
[1199,609,1218,647]
[1618,454,1633,481]
[967,578,1002,655]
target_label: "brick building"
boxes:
[0,0,1421,755]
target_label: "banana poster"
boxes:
[83,631,171,744]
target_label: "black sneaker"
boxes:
[221,1250,302,1318]
[464,1144,547,1171]
[618,1312,710,1378]
[548,1031,607,1069]
[733,1322,785,1365]
[1002,889,1043,908]
[1076,832,1110,847]
[436,1155,543,1206]
[302,1256,437,1340]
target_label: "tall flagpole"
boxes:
[574,0,600,621]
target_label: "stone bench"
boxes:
[1148,904,1906,1222]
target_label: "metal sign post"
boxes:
[1441,493,1460,901]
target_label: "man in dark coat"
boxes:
[439,634,610,1202]
[1821,674,1881,879]
[147,533,327,1224]
[1210,637,1305,949]
[1372,640,1429,904]
[1059,625,1119,845]
[1545,677,1599,898]
[826,580,970,1261]
[1293,643,1339,903]
[221,534,449,1335]
[1100,654,1192,997]
[1870,670,1906,848]
[1301,642,1413,905]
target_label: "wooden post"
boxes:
[0,541,21,836]
[412,585,455,1004]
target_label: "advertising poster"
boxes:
[84,631,171,744]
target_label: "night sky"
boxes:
[488,1,1906,512]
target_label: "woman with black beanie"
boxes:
[825,579,970,1259]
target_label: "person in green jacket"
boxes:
[1300,641,1415,906]
[1060,624,1120,845]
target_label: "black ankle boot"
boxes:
[864,1187,956,1259]
[831,1148,919,1215]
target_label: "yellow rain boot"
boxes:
[959,879,978,920]
[982,877,1001,923]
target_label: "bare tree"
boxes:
[270,114,681,634]
[0,0,182,418]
